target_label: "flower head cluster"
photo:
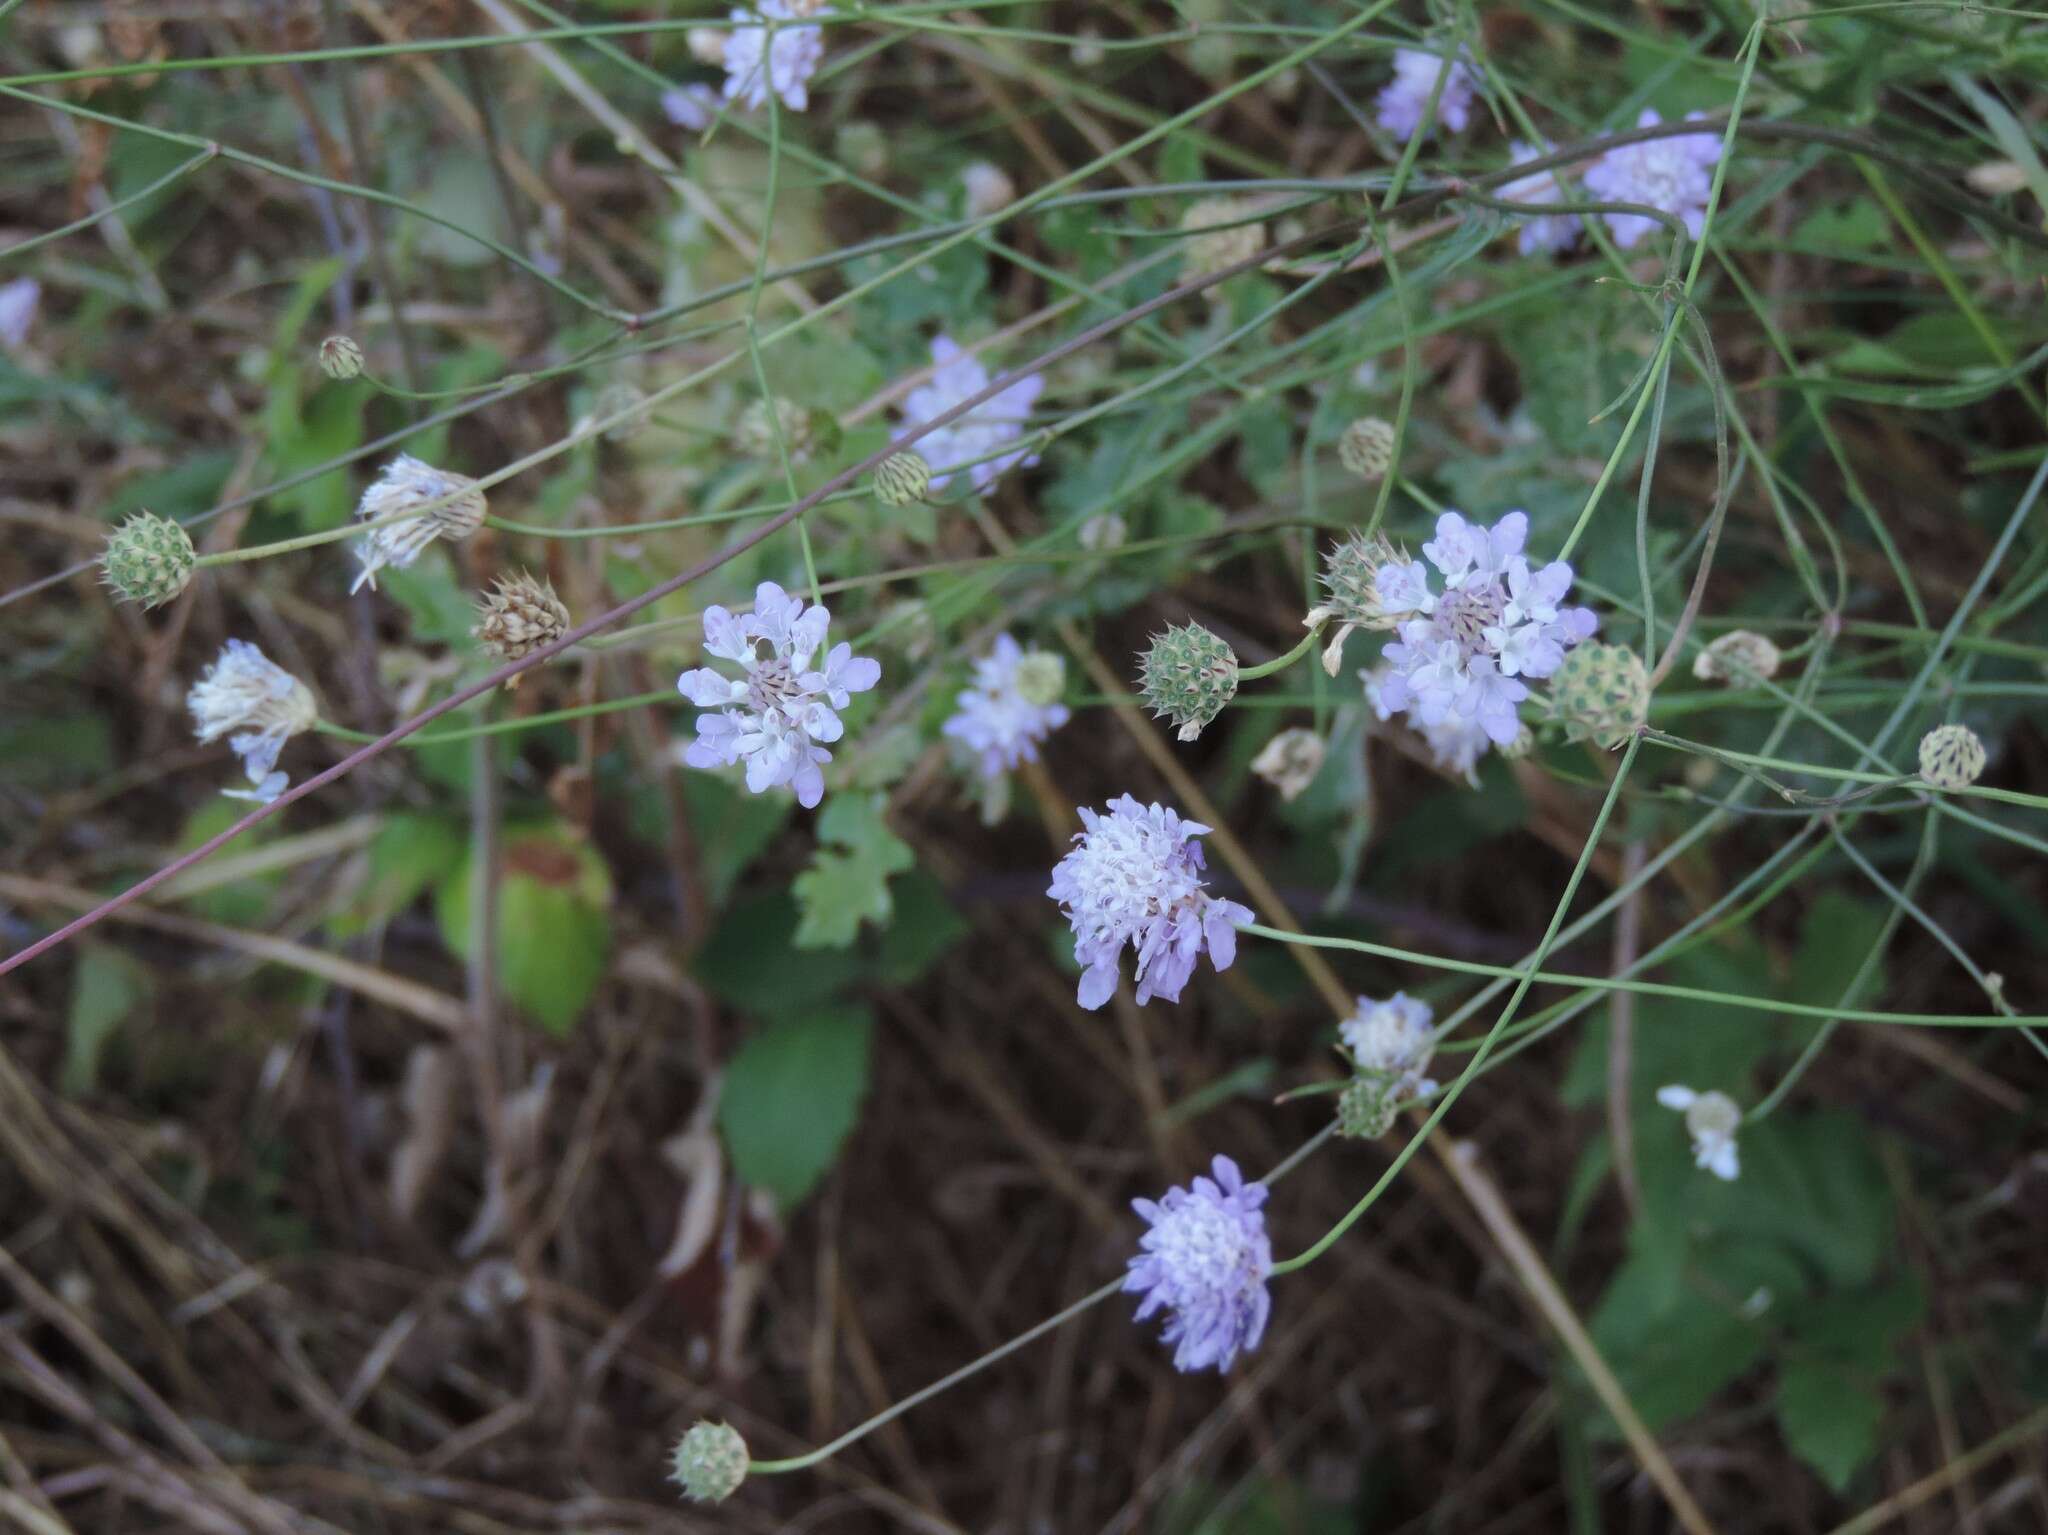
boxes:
[186,639,318,803]
[1582,109,1722,249]
[942,633,1069,780]
[1047,796,1253,1010]
[676,582,880,809]
[351,455,487,594]
[895,334,1045,494]
[1124,1155,1272,1374]
[1339,991,1439,1099]
[1656,1084,1741,1181]
[721,0,824,113]
[1375,47,1475,143]
[1501,141,1580,256]
[1365,510,1597,775]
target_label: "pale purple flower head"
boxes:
[1047,795,1254,1010]
[1364,510,1595,777]
[721,0,824,113]
[676,581,880,808]
[0,278,40,350]
[662,83,723,130]
[1582,109,1722,249]
[894,335,1045,494]
[1375,46,1475,143]
[1501,141,1580,256]
[1340,992,1439,1101]
[942,633,1069,779]
[1124,1154,1272,1374]
[186,639,318,804]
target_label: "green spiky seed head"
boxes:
[1917,724,1985,791]
[318,334,363,380]
[1313,532,1406,630]
[1138,623,1238,743]
[1013,651,1066,708]
[1547,642,1649,748]
[1338,417,1397,480]
[875,450,933,507]
[669,1421,748,1504]
[101,511,196,609]
[1336,1076,1398,1140]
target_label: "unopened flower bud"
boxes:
[101,510,196,609]
[734,396,813,463]
[1337,1076,1398,1139]
[875,450,933,507]
[1338,416,1397,479]
[1547,642,1649,748]
[1917,724,1985,791]
[474,571,571,669]
[318,334,364,380]
[1139,623,1238,742]
[1692,629,1782,684]
[669,1420,748,1504]
[962,159,1016,219]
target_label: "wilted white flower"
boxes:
[1500,141,1580,256]
[1693,629,1782,684]
[676,581,880,808]
[661,83,723,130]
[351,455,488,593]
[1047,796,1253,1010]
[186,639,318,803]
[1124,1155,1272,1374]
[1656,1084,1741,1180]
[1582,109,1722,248]
[1249,728,1325,801]
[942,633,1068,779]
[961,160,1017,219]
[894,334,1044,494]
[0,277,41,350]
[1375,46,1474,143]
[721,0,823,113]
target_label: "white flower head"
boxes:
[0,277,42,350]
[351,454,488,593]
[186,639,318,803]
[942,633,1069,780]
[1250,727,1326,802]
[893,334,1045,494]
[721,0,824,113]
[1656,1084,1741,1180]
[676,581,880,808]
[1339,992,1438,1101]
[1375,46,1475,143]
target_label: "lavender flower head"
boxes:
[1047,795,1254,1011]
[1366,510,1597,773]
[676,581,880,809]
[1375,46,1475,143]
[1125,1154,1272,1374]
[1339,992,1439,1102]
[661,83,723,130]
[1501,140,1580,256]
[186,639,318,803]
[895,335,1045,494]
[942,633,1069,779]
[0,278,40,351]
[721,0,824,113]
[1581,109,1722,249]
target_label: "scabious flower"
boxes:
[1047,796,1253,1011]
[351,455,487,594]
[1501,141,1580,256]
[1365,510,1597,776]
[1124,1155,1272,1374]
[721,0,824,113]
[1375,46,1475,143]
[186,639,318,803]
[1656,1085,1741,1181]
[0,277,40,350]
[1582,109,1722,249]
[661,83,723,130]
[1340,992,1439,1100]
[676,582,879,809]
[942,634,1069,779]
[894,335,1044,495]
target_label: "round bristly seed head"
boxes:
[1692,629,1782,684]
[1336,1076,1398,1140]
[1547,642,1649,748]
[669,1420,748,1504]
[1337,417,1397,480]
[1139,623,1239,743]
[1314,531,1406,630]
[1917,724,1985,791]
[734,396,813,463]
[1013,651,1066,708]
[318,334,364,380]
[874,450,933,507]
[474,571,571,669]
[101,510,196,608]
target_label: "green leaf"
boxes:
[63,945,150,1096]
[695,891,863,1017]
[719,1004,873,1209]
[1777,1358,1885,1493]
[331,814,465,938]
[436,823,613,1036]
[871,870,968,983]
[792,792,914,950]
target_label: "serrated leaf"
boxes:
[792,793,913,949]
[436,823,613,1036]
[719,1004,873,1209]
[63,945,150,1096]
